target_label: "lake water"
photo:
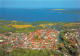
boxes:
[0,8,80,22]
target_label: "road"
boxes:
[73,37,80,50]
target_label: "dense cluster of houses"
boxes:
[0,29,60,50]
[75,30,80,46]
[64,29,80,46]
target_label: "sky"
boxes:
[0,0,80,8]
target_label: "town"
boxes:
[0,29,60,50]
[0,20,80,56]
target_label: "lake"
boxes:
[0,8,80,22]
